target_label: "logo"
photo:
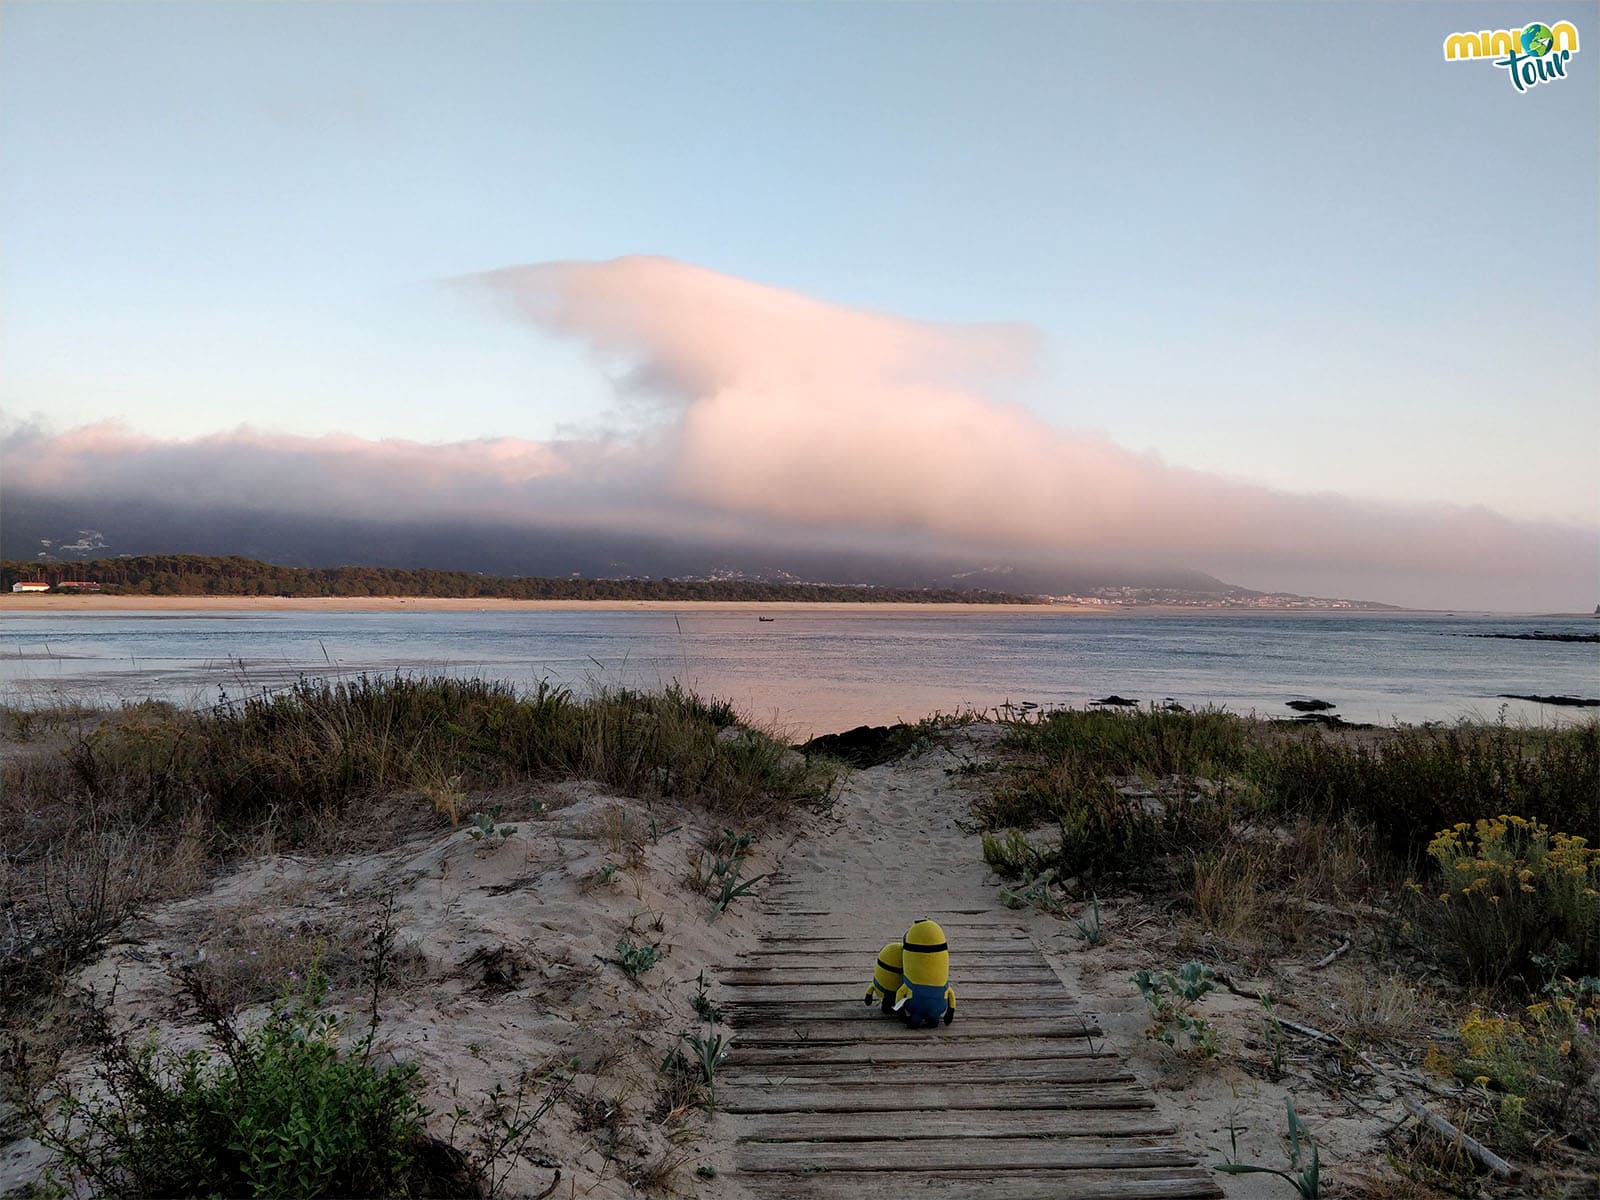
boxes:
[1442,19,1580,91]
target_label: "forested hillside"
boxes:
[1,555,1043,604]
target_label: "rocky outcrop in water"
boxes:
[1498,693,1600,707]
[1469,632,1599,643]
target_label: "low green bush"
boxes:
[10,970,433,1199]
[984,708,1599,887]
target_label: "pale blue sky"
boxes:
[2,1,1596,525]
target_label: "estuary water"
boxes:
[1,608,1596,737]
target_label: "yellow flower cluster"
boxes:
[1462,998,1594,1063]
[1426,815,1599,902]
[1459,1009,1524,1058]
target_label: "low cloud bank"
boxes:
[4,256,1594,611]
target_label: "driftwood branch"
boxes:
[1213,972,1269,1002]
[1310,935,1352,969]
[1402,1096,1517,1178]
[1275,1016,1341,1045]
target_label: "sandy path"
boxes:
[711,726,1222,1198]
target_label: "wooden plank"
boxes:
[729,1017,1094,1036]
[739,1109,1177,1142]
[760,911,1018,921]
[739,946,1045,959]
[719,983,1066,1003]
[729,1016,1101,1043]
[738,1137,1191,1173]
[720,966,1056,979]
[726,1058,1133,1086]
[728,1168,1223,1199]
[745,947,1035,958]
[732,1040,1105,1066]
[758,935,1029,946]
[719,1082,1154,1114]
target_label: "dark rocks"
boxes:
[1498,693,1600,707]
[1468,632,1600,643]
[798,723,925,768]
[1286,699,1336,712]
[1091,695,1139,707]
[1278,712,1374,729]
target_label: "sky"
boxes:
[1,1,1597,609]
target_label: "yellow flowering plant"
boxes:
[1415,815,1599,989]
[1449,986,1598,1147]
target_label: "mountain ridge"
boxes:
[0,491,1397,608]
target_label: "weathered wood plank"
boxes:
[739,1109,1177,1142]
[728,1016,1101,1043]
[760,910,1018,921]
[729,1168,1223,1199]
[728,1058,1133,1086]
[739,1137,1191,1173]
[720,982,1066,1003]
[725,1004,1094,1028]
[732,1039,1105,1066]
[752,940,1024,947]
[726,1068,1126,1094]
[727,953,1049,968]
[721,967,1059,985]
[719,1082,1154,1114]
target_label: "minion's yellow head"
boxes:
[901,918,949,987]
[872,941,904,993]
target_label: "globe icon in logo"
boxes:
[1521,22,1554,56]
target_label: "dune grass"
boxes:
[980,705,1599,970]
[978,705,1600,1191]
[0,676,837,1020]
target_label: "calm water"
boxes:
[1,608,1596,737]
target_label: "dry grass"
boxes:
[0,677,837,1030]
[1189,841,1272,942]
[1324,972,1434,1049]
[178,906,374,1011]
[578,802,647,858]
[1186,817,1385,951]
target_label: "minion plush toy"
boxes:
[893,918,955,1028]
[864,941,904,1014]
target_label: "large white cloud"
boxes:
[4,255,1595,610]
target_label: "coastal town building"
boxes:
[8,580,102,592]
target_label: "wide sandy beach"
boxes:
[0,595,1425,616]
[0,594,1099,615]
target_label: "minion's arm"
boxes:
[892,983,911,1011]
[944,986,956,1025]
[865,983,878,1006]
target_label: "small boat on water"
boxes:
[758,616,775,622]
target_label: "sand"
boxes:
[0,595,1086,615]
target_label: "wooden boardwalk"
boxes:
[717,902,1222,1199]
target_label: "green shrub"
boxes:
[980,828,1040,877]
[1265,722,1600,858]
[1001,706,1256,781]
[983,708,1600,895]
[11,971,432,1199]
